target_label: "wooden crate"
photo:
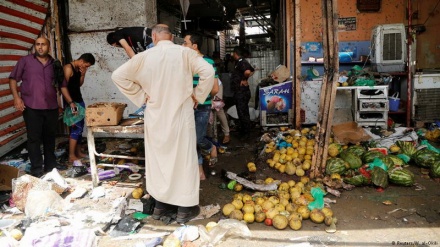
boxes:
[86,102,126,126]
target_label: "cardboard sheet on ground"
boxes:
[332,122,371,144]
[0,164,19,191]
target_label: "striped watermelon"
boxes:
[340,150,363,169]
[325,158,348,175]
[362,151,385,163]
[413,149,440,168]
[346,145,366,157]
[430,160,440,178]
[388,167,415,186]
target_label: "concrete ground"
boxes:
[1,126,440,247]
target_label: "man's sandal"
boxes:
[208,156,218,167]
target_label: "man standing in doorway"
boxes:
[112,24,214,224]
[60,53,96,165]
[9,37,67,177]
[230,46,254,140]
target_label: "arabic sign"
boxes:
[338,17,357,31]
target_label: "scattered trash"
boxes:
[90,186,106,199]
[382,200,393,205]
[198,219,252,246]
[225,171,279,191]
[109,216,141,237]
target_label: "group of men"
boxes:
[9,23,254,224]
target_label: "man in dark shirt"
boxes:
[60,53,95,165]
[230,46,254,139]
[9,37,67,177]
[107,27,153,58]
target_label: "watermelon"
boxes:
[369,147,388,156]
[413,149,440,168]
[380,156,395,170]
[371,166,389,188]
[430,160,440,178]
[388,155,406,167]
[396,140,417,157]
[346,145,366,157]
[362,151,385,164]
[343,175,369,186]
[388,167,415,186]
[340,150,363,169]
[325,158,348,175]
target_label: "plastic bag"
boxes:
[25,189,64,219]
[420,140,440,154]
[354,78,375,86]
[367,158,388,171]
[63,103,85,126]
[198,219,251,246]
[307,187,325,210]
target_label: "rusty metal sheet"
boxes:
[0,0,49,157]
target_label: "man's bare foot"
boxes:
[222,135,230,144]
[77,152,88,158]
[69,156,80,163]
[199,166,206,181]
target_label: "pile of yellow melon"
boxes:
[221,176,335,231]
[264,127,316,176]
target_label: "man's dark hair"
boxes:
[188,33,203,50]
[233,46,244,57]
[79,53,96,65]
[106,32,117,45]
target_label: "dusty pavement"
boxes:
[96,126,440,247]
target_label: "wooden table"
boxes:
[86,119,145,187]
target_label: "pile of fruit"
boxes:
[221,177,335,231]
[324,138,440,188]
[263,127,316,176]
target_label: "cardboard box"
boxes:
[332,121,372,145]
[0,164,20,191]
[86,102,127,126]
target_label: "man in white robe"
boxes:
[111,24,214,224]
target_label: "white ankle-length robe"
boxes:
[111,40,214,206]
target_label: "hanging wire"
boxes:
[423,0,440,25]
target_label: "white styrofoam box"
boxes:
[412,73,440,120]
[413,73,440,89]
[356,120,387,127]
[358,99,389,112]
[356,86,388,99]
[355,111,388,123]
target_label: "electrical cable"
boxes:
[423,0,440,25]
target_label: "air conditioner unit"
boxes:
[370,23,407,72]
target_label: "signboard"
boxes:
[338,17,357,31]
[259,81,293,127]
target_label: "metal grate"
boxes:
[414,89,440,120]
[383,32,403,61]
